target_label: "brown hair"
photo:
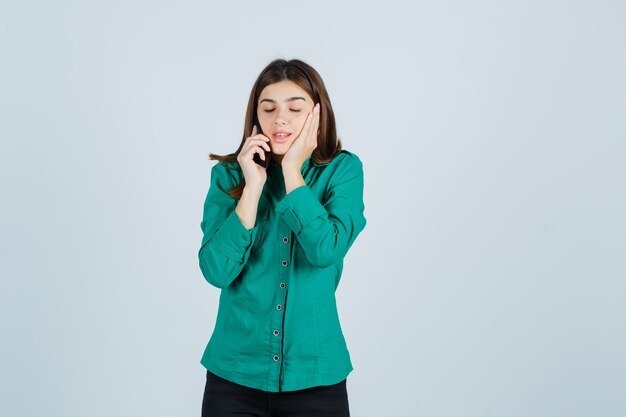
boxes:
[208,58,343,200]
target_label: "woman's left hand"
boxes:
[281,103,320,170]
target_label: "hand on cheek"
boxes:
[281,103,320,169]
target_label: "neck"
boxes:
[271,153,283,166]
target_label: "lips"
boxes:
[272,131,292,143]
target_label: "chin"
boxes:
[270,143,291,155]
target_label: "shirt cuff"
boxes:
[213,209,257,262]
[275,185,327,234]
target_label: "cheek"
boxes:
[257,113,271,131]
[294,114,309,131]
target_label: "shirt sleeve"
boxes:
[198,163,258,288]
[275,153,367,269]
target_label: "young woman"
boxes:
[198,58,367,417]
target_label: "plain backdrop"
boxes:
[1,1,625,416]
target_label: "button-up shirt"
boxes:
[197,149,367,392]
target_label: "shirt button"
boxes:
[280,282,286,288]
[282,236,289,243]
[276,304,282,310]
[273,355,280,361]
[273,330,279,336]
[282,260,289,267]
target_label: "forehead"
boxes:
[258,80,312,104]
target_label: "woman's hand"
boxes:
[237,125,271,189]
[281,103,320,170]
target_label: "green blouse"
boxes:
[198,149,367,392]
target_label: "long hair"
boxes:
[208,58,343,200]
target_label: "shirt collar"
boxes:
[306,154,331,167]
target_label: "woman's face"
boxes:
[257,80,315,156]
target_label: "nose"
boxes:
[273,107,289,125]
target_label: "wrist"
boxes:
[281,162,301,173]
[243,182,264,196]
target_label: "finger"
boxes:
[309,105,319,144]
[302,109,314,136]
[252,125,257,135]
[294,113,310,140]
[244,144,259,159]
[249,129,270,141]
[313,103,319,127]
[249,137,271,151]
[313,114,320,144]
[253,145,265,160]
[305,107,316,139]
[247,136,270,151]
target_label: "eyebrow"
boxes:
[259,96,307,104]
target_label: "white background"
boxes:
[1,1,625,416]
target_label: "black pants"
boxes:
[201,370,350,417]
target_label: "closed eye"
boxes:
[263,109,301,113]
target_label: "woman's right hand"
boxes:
[237,125,271,189]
